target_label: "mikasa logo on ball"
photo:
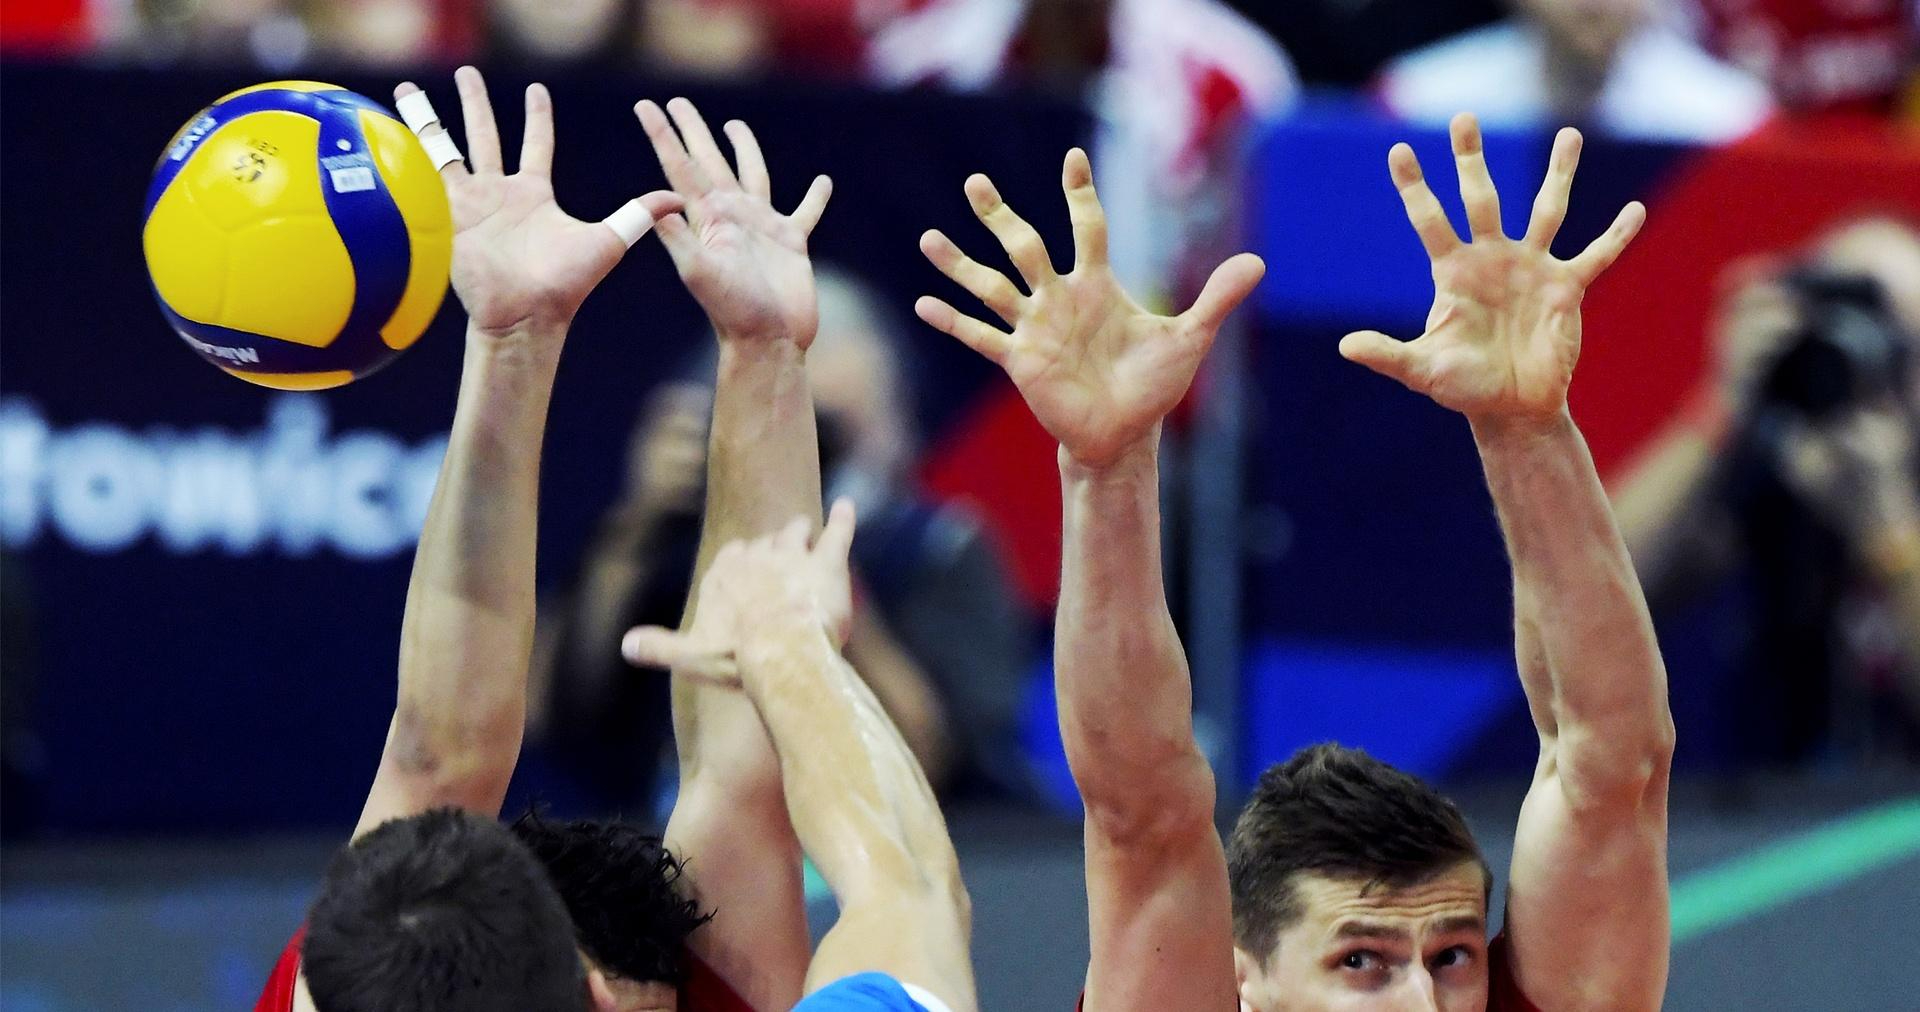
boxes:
[165,115,217,162]
[180,333,261,364]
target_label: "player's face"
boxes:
[1235,862,1490,1012]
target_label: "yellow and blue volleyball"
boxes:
[142,82,452,390]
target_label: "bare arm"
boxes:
[628,506,976,1009]
[1341,116,1672,1011]
[913,148,1264,1011]
[294,67,675,1012]
[353,68,677,840]
[629,96,834,1008]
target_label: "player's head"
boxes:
[302,807,619,1012]
[1228,744,1492,1012]
[511,811,712,1010]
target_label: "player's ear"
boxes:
[587,967,621,1011]
[1233,947,1262,1012]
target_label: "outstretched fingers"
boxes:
[1389,143,1460,261]
[1568,201,1646,285]
[1449,112,1503,240]
[920,229,1025,324]
[724,119,770,199]
[791,174,833,236]
[666,97,738,191]
[1523,127,1581,250]
[634,99,710,196]
[965,173,1057,291]
[916,295,1013,366]
[520,83,554,178]
[454,65,503,175]
[1062,148,1108,271]
[393,81,467,180]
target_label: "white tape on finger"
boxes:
[396,91,465,170]
[395,90,440,133]
[604,199,657,248]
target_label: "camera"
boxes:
[1758,269,1912,420]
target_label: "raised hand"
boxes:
[916,149,1265,469]
[398,67,680,339]
[634,98,833,347]
[622,499,858,685]
[1339,114,1645,420]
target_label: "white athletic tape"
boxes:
[604,199,657,248]
[396,90,464,170]
[395,90,440,133]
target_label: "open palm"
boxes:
[916,149,1265,468]
[635,98,832,347]
[1340,115,1645,419]
[400,68,678,339]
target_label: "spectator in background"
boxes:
[1229,0,1503,88]
[1378,0,1774,143]
[531,268,1034,810]
[869,0,1294,304]
[1614,217,1920,764]
[308,0,440,66]
[1693,0,1917,117]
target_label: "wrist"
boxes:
[717,336,805,373]
[1060,427,1161,482]
[739,616,838,668]
[467,321,568,370]
[1467,408,1577,451]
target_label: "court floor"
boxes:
[3,771,1916,1010]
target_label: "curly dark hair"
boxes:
[1227,743,1489,961]
[510,810,714,985]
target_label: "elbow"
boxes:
[384,700,524,807]
[1554,713,1675,816]
[1077,743,1219,850]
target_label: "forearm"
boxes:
[389,327,563,800]
[1057,434,1214,835]
[672,339,819,780]
[744,625,955,905]
[1474,412,1673,795]
[846,609,956,789]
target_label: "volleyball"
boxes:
[142,81,452,390]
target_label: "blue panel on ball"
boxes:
[156,300,354,374]
[311,96,412,377]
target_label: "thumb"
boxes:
[651,211,700,275]
[815,497,858,566]
[1181,253,1266,336]
[1339,330,1422,388]
[623,626,743,685]
[600,189,685,249]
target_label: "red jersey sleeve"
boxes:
[682,951,758,1012]
[1487,932,1542,1012]
[253,926,304,1012]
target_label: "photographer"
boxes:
[1615,217,1920,763]
[530,269,1035,812]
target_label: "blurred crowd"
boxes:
[5,0,1917,128]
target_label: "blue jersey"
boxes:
[795,973,949,1012]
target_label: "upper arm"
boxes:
[1079,753,1237,1012]
[664,691,812,1011]
[1503,732,1673,1012]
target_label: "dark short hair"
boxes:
[511,810,712,985]
[1227,743,1489,960]
[303,808,585,1012]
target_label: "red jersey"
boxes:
[1071,933,1540,1012]
[254,928,756,1012]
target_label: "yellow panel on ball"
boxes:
[181,112,333,233]
[359,109,452,351]
[216,80,348,102]
[223,213,356,348]
[222,368,357,391]
[143,186,229,325]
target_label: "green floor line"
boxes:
[1669,795,1920,943]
